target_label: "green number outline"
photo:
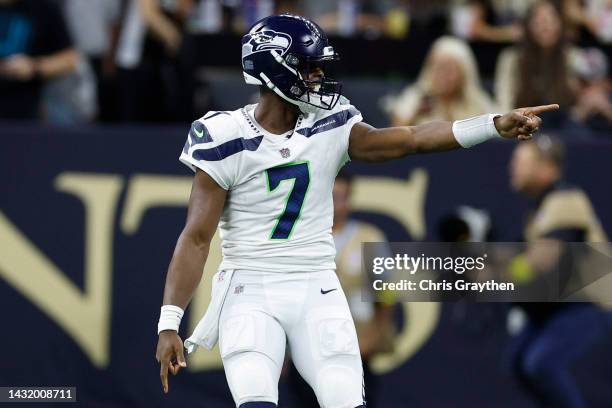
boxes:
[265,161,311,240]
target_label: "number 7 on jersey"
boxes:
[265,161,310,240]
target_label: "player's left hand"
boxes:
[156,330,187,394]
[494,104,559,140]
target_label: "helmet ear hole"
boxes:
[290,85,304,96]
[285,54,299,67]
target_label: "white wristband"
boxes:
[452,113,503,148]
[157,305,184,334]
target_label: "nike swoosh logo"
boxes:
[320,288,337,295]
[190,122,213,143]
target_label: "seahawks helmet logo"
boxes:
[242,30,292,56]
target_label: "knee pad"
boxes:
[220,310,286,407]
[224,352,280,407]
[304,310,363,407]
[315,364,365,408]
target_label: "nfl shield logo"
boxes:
[234,284,244,295]
[279,148,290,158]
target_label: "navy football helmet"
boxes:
[241,14,342,113]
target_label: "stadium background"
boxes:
[1,0,611,407]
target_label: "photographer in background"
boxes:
[0,0,77,120]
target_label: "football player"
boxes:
[156,14,558,408]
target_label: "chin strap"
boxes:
[259,72,319,114]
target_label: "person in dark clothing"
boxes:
[507,135,610,408]
[114,0,194,122]
[0,0,77,120]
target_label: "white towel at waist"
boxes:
[184,269,235,353]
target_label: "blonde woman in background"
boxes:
[389,36,496,126]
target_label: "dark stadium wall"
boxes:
[1,124,611,407]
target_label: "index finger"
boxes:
[525,104,559,115]
[160,360,169,393]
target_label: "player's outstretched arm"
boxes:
[156,169,227,394]
[348,104,559,162]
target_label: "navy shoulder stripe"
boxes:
[192,136,263,161]
[296,107,360,138]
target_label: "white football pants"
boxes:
[218,269,365,408]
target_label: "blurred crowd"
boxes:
[0,0,610,134]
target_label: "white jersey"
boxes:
[179,98,362,272]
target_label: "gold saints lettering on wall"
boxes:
[0,170,438,372]
[0,174,123,367]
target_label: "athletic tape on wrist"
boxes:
[158,305,184,334]
[452,113,503,148]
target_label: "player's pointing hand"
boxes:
[156,330,187,394]
[494,104,559,141]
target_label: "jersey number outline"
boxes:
[265,161,310,240]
